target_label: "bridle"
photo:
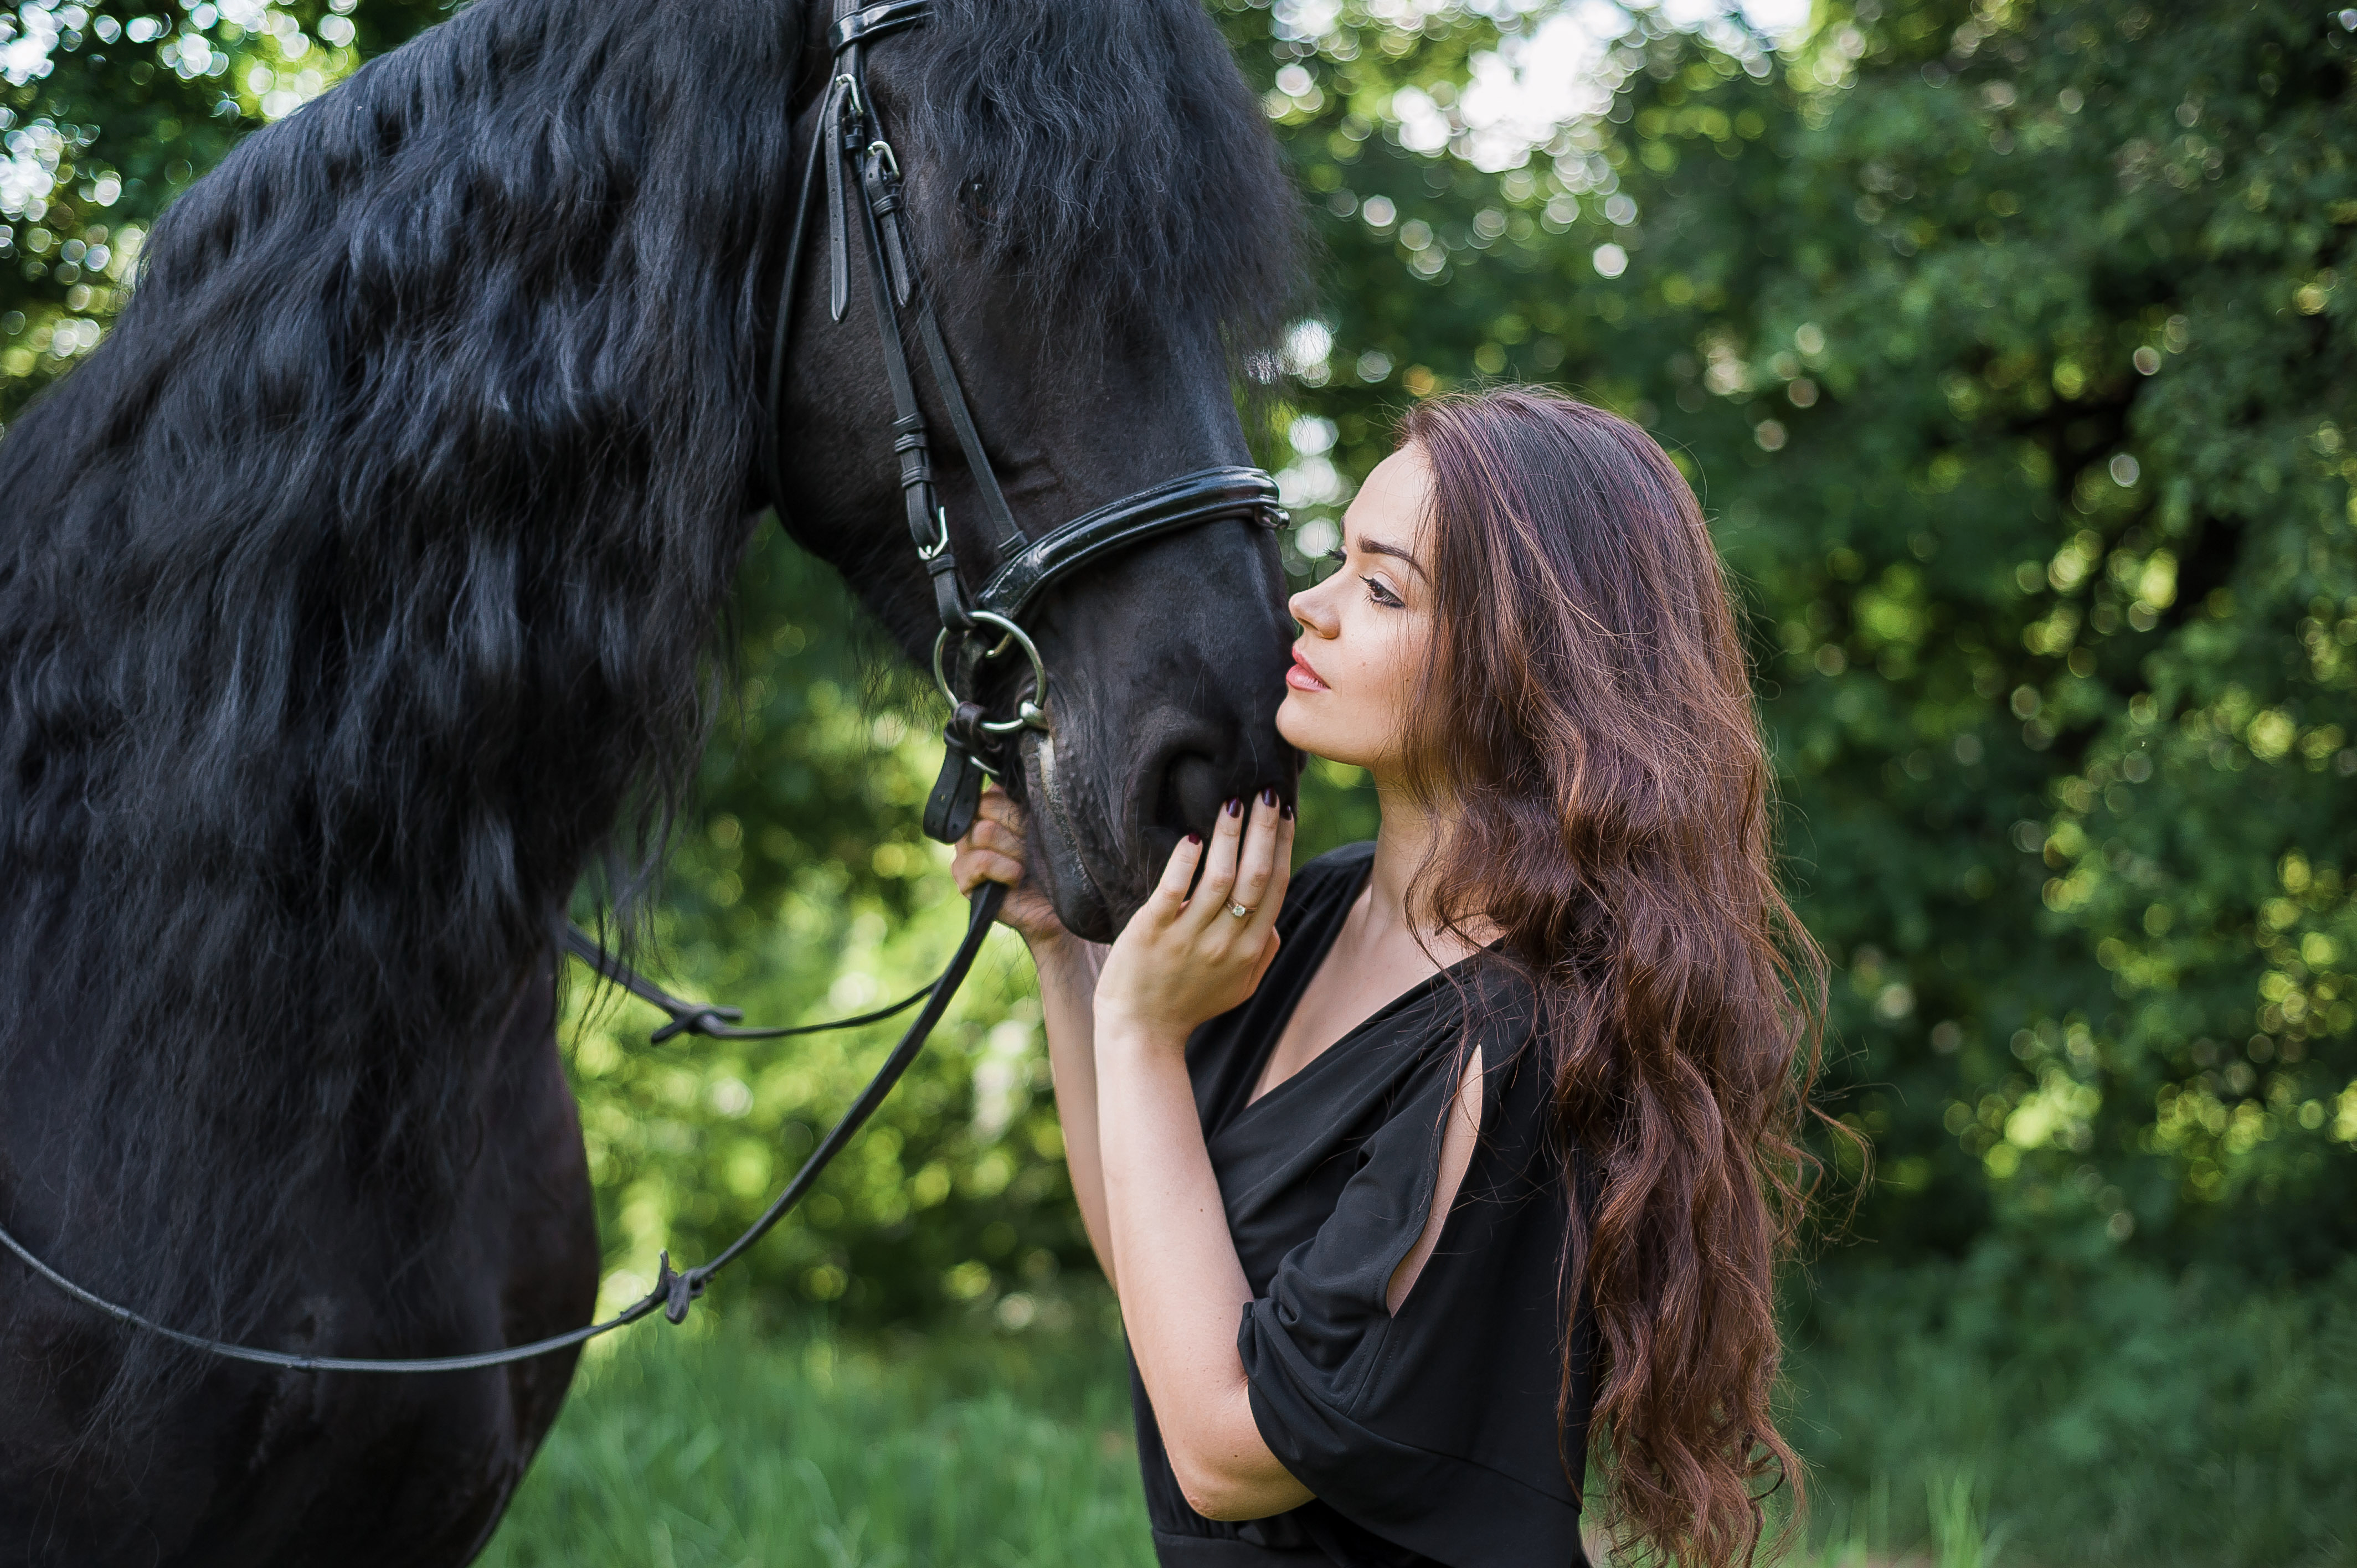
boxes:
[773,0,1285,846]
[0,0,1285,1373]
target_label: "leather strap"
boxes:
[563,925,935,1043]
[0,886,1006,1373]
[825,65,855,323]
[760,118,832,517]
[973,466,1283,623]
[827,0,929,53]
[915,301,1026,553]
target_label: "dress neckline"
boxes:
[1229,853,1473,1126]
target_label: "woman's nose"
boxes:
[1288,583,1337,638]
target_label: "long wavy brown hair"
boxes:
[1395,388,1830,1566]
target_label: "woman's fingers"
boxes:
[1228,791,1284,924]
[953,847,1025,897]
[1189,796,1247,924]
[1151,832,1206,914]
[975,783,1025,833]
[1264,803,1297,920]
[954,788,1031,900]
[967,815,1025,862]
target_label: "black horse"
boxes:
[0,0,1298,1559]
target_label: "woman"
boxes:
[954,387,1825,1568]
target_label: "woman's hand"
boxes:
[950,785,1069,948]
[1094,790,1295,1043]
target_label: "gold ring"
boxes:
[1227,902,1253,919]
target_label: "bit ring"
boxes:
[931,611,1050,736]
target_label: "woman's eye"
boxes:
[1361,575,1403,608]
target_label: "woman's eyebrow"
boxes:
[1353,534,1429,579]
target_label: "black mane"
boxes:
[906,0,1298,343]
[0,0,1295,1409]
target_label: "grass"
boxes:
[481,1261,2357,1568]
[477,1312,1153,1568]
[1779,1254,2357,1568]
[476,1315,1983,1568]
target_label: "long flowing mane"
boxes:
[903,0,1294,338]
[0,0,1292,1402]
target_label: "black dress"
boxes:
[1129,842,1593,1568]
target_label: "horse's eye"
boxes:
[959,176,997,226]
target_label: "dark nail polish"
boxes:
[1186,832,1202,845]
[1260,786,1278,808]
[1281,802,1295,821]
[1226,797,1242,818]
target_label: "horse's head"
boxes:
[770,0,1302,940]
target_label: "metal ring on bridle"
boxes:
[931,610,1049,736]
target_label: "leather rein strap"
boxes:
[0,886,1003,1374]
[1,0,1280,1374]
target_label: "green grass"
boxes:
[477,1313,1153,1568]
[1780,1256,2357,1568]
[482,1262,2356,1568]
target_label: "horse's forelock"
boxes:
[900,0,1302,352]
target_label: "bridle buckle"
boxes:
[916,504,950,561]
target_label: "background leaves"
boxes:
[6,0,2351,1330]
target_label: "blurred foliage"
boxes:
[1225,0,2357,1282]
[0,0,446,417]
[6,0,2353,1332]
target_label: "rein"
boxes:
[1,0,1282,1374]
[0,885,1002,1375]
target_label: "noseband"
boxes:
[770,0,1286,847]
[0,0,1290,1374]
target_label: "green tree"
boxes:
[0,0,446,420]
[1230,0,2355,1276]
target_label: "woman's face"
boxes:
[1275,443,1436,779]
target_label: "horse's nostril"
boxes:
[1157,751,1228,842]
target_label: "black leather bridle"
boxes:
[0,0,1286,1373]
[777,0,1284,848]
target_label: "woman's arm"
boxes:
[1029,935,1119,1291]
[951,789,1120,1290]
[1094,794,1312,1521]
[1095,1024,1312,1519]
[1095,992,1485,1517]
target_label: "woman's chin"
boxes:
[1278,686,1344,730]
[1275,693,1316,752]
[1277,708,1363,775]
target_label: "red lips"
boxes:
[1285,646,1330,693]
